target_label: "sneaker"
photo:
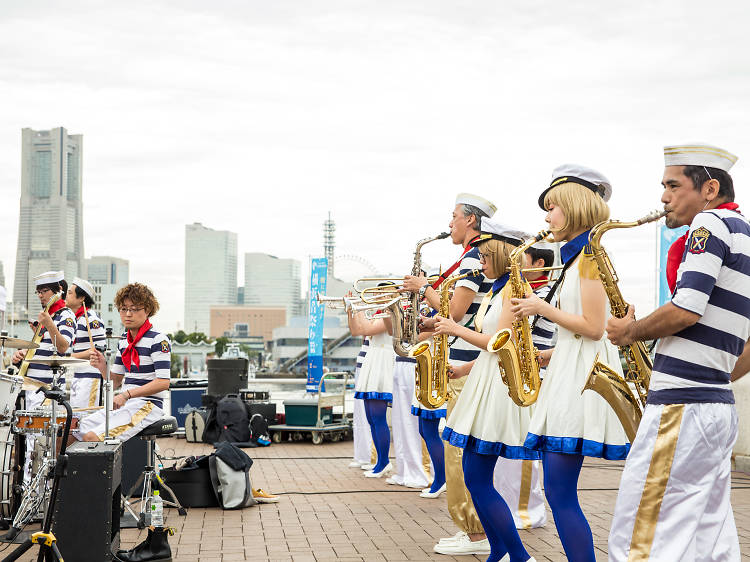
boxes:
[364,463,392,478]
[433,535,491,555]
[360,463,375,470]
[348,461,362,468]
[419,483,446,498]
[437,531,466,545]
[252,488,280,504]
[385,476,403,485]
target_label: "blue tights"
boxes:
[363,399,390,472]
[418,417,445,493]
[542,452,595,562]
[463,450,530,562]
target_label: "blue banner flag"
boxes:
[307,258,328,393]
[656,224,689,307]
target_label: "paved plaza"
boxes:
[7,436,749,561]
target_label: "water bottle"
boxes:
[151,490,164,527]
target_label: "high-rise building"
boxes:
[13,127,84,314]
[0,260,5,287]
[244,253,301,316]
[85,256,130,333]
[184,223,237,334]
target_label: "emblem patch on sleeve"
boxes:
[161,340,171,353]
[689,227,711,254]
[64,318,75,328]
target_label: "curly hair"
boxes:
[115,283,160,317]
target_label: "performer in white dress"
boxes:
[434,219,538,562]
[351,298,395,477]
[511,165,630,562]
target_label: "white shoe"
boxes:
[385,476,402,485]
[364,463,392,478]
[360,463,375,470]
[433,535,490,555]
[348,461,362,468]
[419,483,446,498]
[437,531,467,545]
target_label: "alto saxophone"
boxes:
[17,292,62,378]
[487,230,550,407]
[410,268,482,409]
[394,232,449,357]
[582,209,667,442]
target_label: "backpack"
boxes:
[208,442,257,509]
[213,395,251,445]
[249,413,271,446]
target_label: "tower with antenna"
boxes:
[323,212,335,277]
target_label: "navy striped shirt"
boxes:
[71,309,107,379]
[650,209,750,404]
[530,283,557,378]
[448,247,492,366]
[355,337,370,372]
[112,328,171,408]
[26,307,76,383]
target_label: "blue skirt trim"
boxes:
[354,391,393,402]
[442,427,541,460]
[523,432,630,460]
[410,405,447,419]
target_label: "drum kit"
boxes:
[0,333,98,542]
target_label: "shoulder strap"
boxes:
[530,249,583,330]
[208,455,224,507]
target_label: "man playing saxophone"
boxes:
[606,144,747,561]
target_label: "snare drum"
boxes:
[0,372,23,420]
[0,425,21,520]
[13,409,79,435]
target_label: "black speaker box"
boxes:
[53,441,122,561]
[246,402,277,424]
[207,358,248,397]
[121,434,148,496]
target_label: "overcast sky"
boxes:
[1,0,748,331]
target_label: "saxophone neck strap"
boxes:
[530,249,583,330]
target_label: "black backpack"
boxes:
[249,413,271,446]
[211,395,251,445]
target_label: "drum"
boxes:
[0,371,23,420]
[13,410,79,435]
[0,425,21,520]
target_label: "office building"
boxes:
[13,127,84,313]
[244,253,301,316]
[184,223,237,334]
[85,256,130,333]
[209,305,286,341]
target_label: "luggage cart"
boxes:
[268,372,352,445]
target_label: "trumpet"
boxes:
[350,298,402,319]
[316,293,362,310]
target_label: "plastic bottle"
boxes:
[151,490,163,527]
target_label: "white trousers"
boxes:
[608,402,739,562]
[70,376,102,409]
[391,361,430,487]
[493,458,547,529]
[76,398,164,442]
[352,368,373,464]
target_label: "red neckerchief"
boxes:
[666,202,740,292]
[529,274,550,291]
[74,306,86,318]
[121,320,152,372]
[431,234,480,289]
[47,299,65,316]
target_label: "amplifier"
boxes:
[239,389,270,401]
[246,402,276,424]
[53,441,122,561]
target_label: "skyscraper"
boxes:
[244,253,301,316]
[13,127,84,313]
[85,256,130,333]
[184,223,237,334]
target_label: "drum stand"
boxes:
[2,368,72,561]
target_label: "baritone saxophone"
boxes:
[582,209,668,442]
[487,230,550,407]
[410,268,482,409]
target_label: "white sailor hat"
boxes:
[455,193,497,218]
[663,143,738,172]
[470,218,531,247]
[71,277,95,300]
[537,164,612,210]
[34,271,64,287]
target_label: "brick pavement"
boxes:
[8,436,750,561]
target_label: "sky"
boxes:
[0,0,748,332]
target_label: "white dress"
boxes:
[524,256,630,460]
[354,331,395,401]
[442,289,539,459]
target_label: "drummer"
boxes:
[65,277,107,409]
[74,282,170,443]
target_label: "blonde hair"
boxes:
[477,239,515,277]
[544,182,610,234]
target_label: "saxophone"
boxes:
[396,232,450,357]
[582,209,667,442]
[487,230,550,407]
[17,292,62,378]
[410,268,482,409]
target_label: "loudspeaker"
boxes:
[246,402,276,424]
[52,441,122,561]
[121,434,148,496]
[207,358,248,397]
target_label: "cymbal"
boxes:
[28,356,87,366]
[22,377,49,392]
[0,336,39,350]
